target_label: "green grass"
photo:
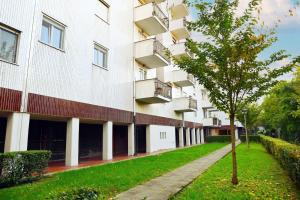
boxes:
[0,143,227,200]
[173,143,300,200]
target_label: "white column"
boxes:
[191,128,196,145]
[186,128,190,146]
[4,113,30,152]
[196,128,201,144]
[146,125,152,153]
[65,118,79,166]
[200,128,205,144]
[128,123,135,156]
[179,127,184,147]
[103,121,113,160]
[235,128,239,140]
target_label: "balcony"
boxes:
[203,117,222,127]
[135,38,170,68]
[170,18,190,40]
[134,3,169,36]
[170,42,192,58]
[169,0,189,20]
[136,78,172,104]
[172,70,195,87]
[173,96,197,112]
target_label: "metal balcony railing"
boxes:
[154,79,172,99]
[153,39,170,63]
[213,117,219,126]
[153,3,169,29]
[189,96,197,110]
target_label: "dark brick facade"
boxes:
[24,93,203,128]
[0,87,22,112]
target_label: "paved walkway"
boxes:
[115,141,240,200]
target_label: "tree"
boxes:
[174,0,300,184]
[236,103,261,134]
[260,68,300,143]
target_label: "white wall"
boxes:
[147,125,176,152]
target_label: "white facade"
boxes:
[0,0,208,167]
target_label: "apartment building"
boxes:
[0,0,236,167]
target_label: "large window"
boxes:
[0,25,19,63]
[93,44,108,69]
[41,16,65,50]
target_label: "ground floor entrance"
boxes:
[113,125,128,157]
[79,123,103,162]
[136,125,146,153]
[27,120,67,162]
[0,117,7,153]
[175,128,179,148]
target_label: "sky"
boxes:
[190,0,300,81]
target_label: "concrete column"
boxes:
[200,128,205,144]
[4,113,30,152]
[128,123,135,156]
[191,128,196,145]
[235,128,239,140]
[179,127,184,147]
[146,125,152,153]
[65,118,79,166]
[103,121,113,160]
[196,128,201,144]
[185,128,190,146]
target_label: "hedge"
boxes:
[240,135,261,143]
[260,135,300,186]
[205,135,231,143]
[0,150,51,187]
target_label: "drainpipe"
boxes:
[132,0,138,156]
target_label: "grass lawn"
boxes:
[0,143,227,200]
[173,143,300,200]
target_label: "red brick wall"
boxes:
[27,93,203,128]
[0,87,22,112]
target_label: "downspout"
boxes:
[19,0,38,149]
[132,0,137,156]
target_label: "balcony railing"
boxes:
[154,79,172,99]
[213,117,218,126]
[189,96,197,110]
[153,3,169,29]
[153,39,170,64]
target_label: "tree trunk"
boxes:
[230,113,238,185]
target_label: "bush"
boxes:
[260,135,300,186]
[0,150,51,187]
[47,187,102,200]
[240,135,261,143]
[205,135,231,143]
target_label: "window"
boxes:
[160,132,167,140]
[0,25,19,63]
[41,16,65,50]
[139,68,147,80]
[93,44,108,69]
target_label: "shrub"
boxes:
[47,187,102,200]
[239,135,261,143]
[205,135,231,143]
[260,135,300,186]
[0,150,51,187]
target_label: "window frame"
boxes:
[93,43,109,70]
[40,15,66,51]
[0,23,20,65]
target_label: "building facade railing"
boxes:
[153,3,169,29]
[154,79,172,100]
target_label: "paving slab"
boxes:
[115,141,240,200]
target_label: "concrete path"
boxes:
[115,141,240,200]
